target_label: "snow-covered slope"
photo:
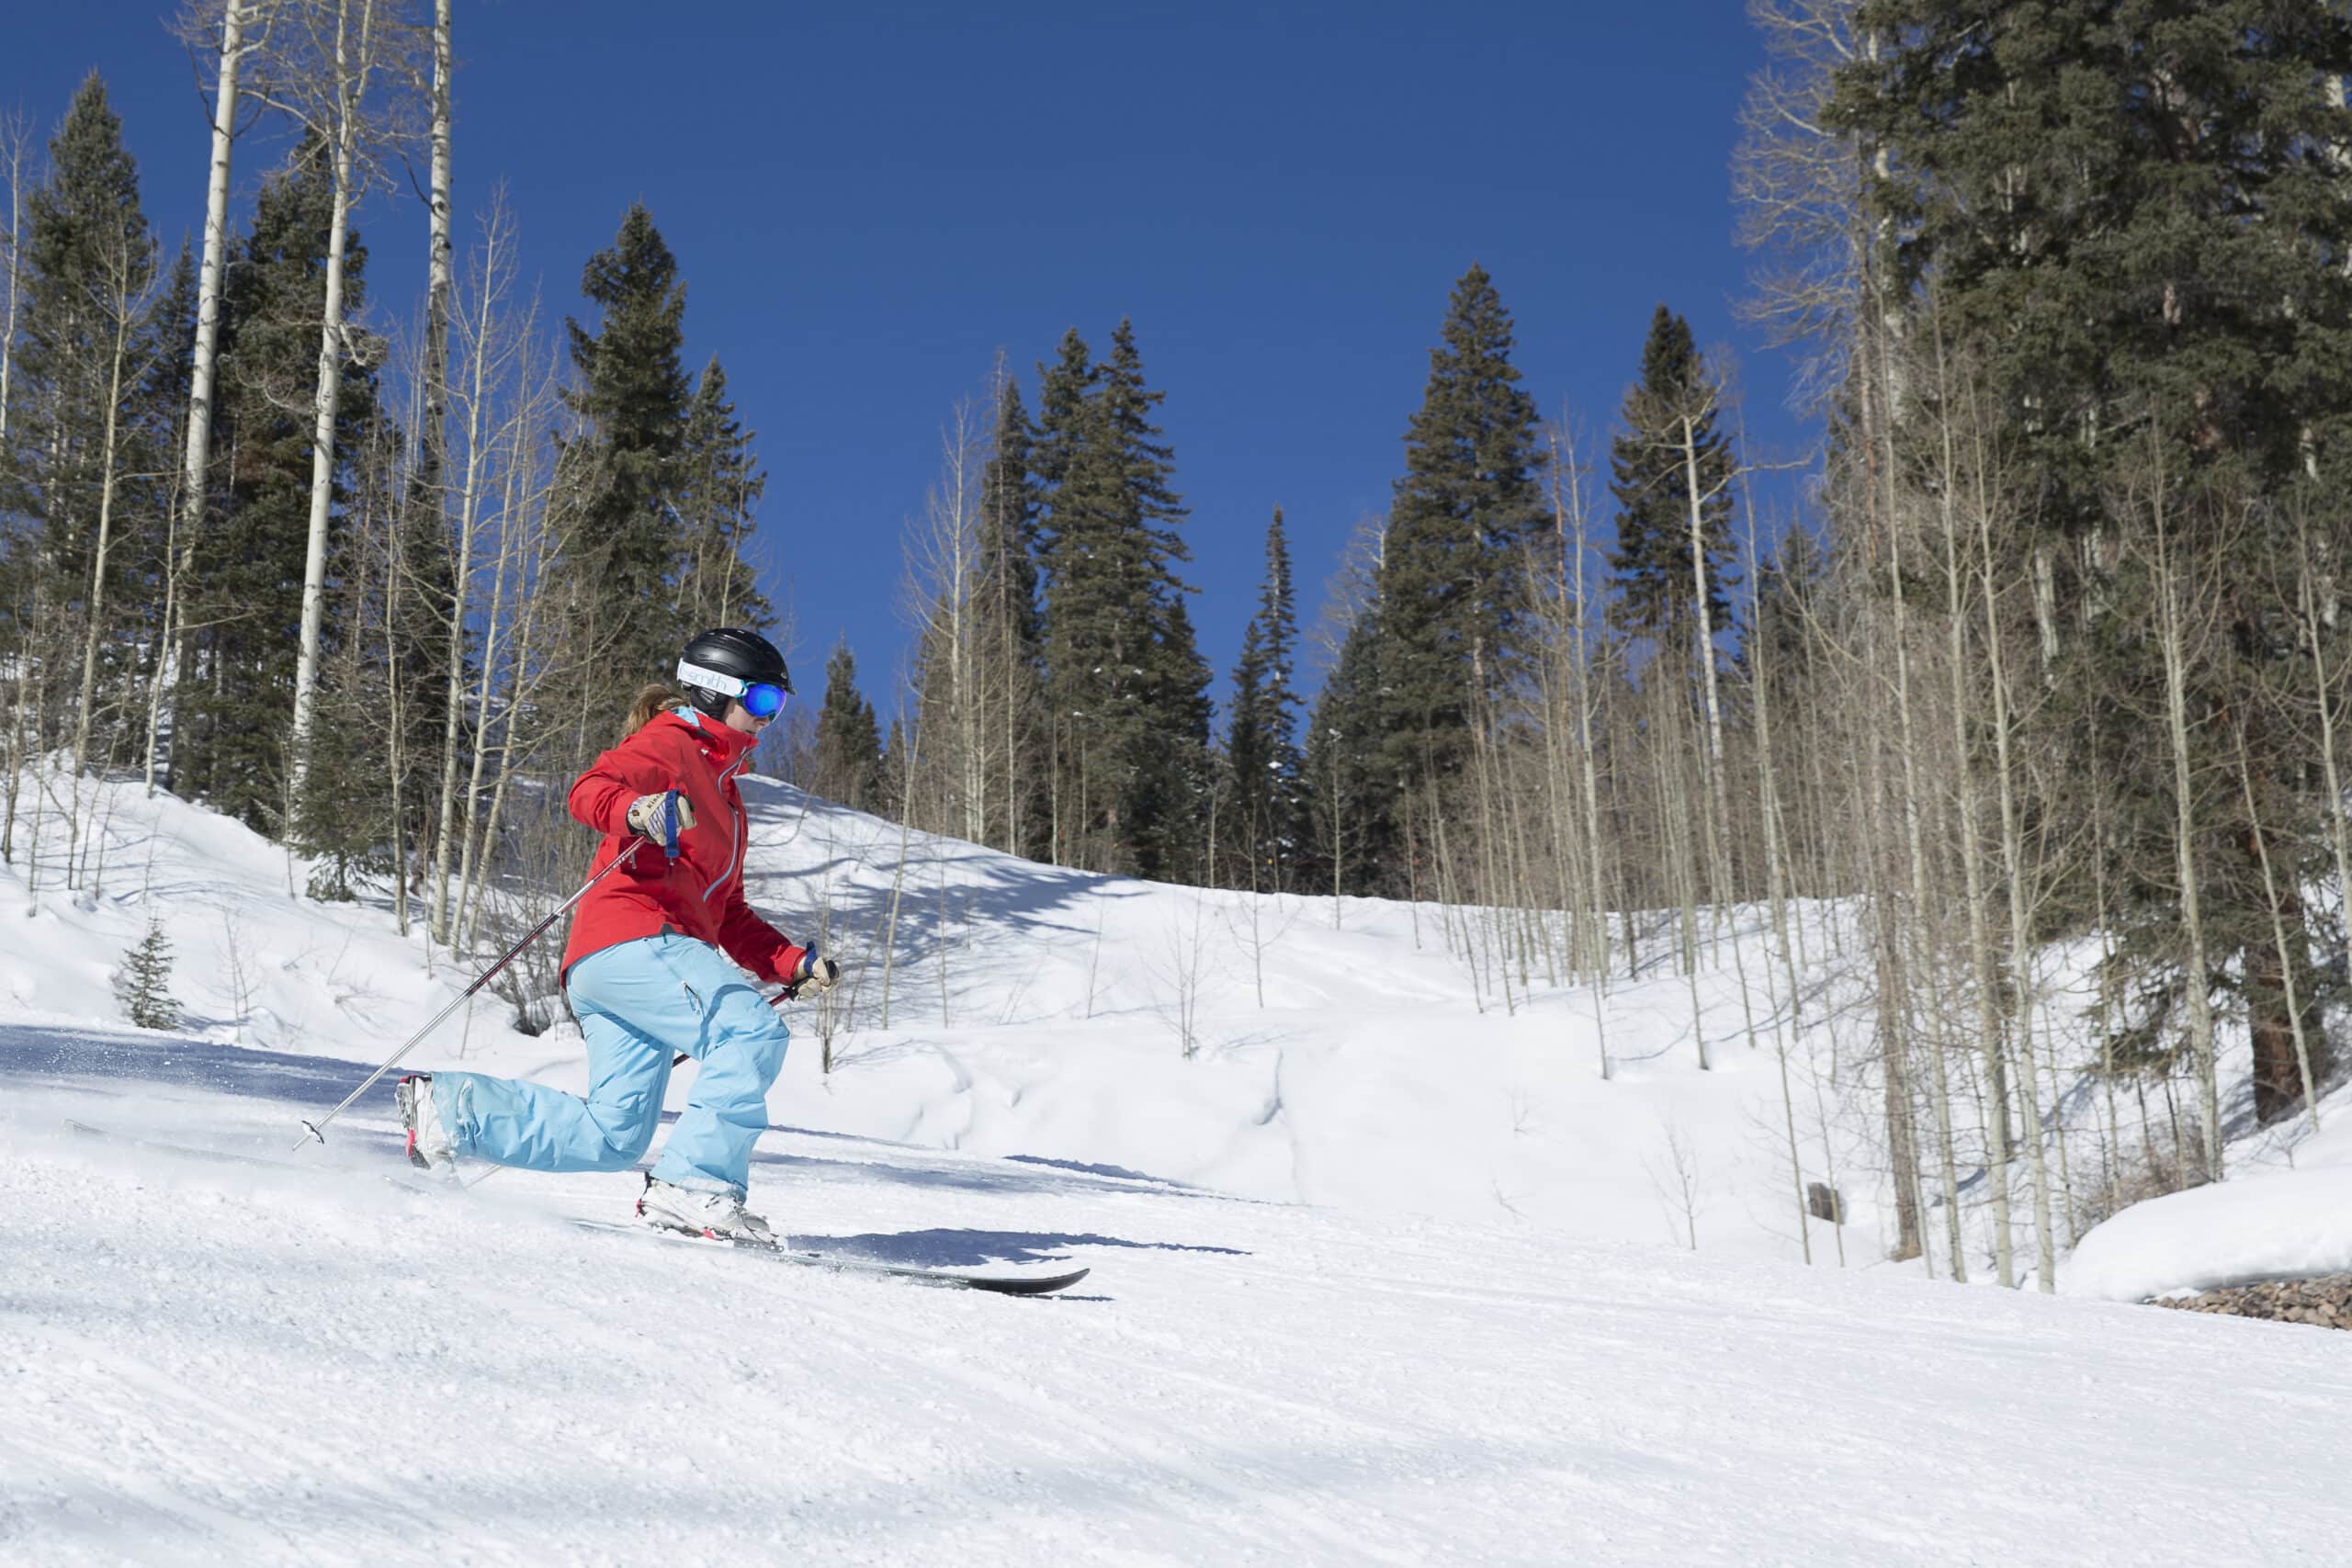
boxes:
[7,1028,2352,1566]
[7,768,2352,1562]
[1,768,1884,1263]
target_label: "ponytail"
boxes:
[623,683,685,739]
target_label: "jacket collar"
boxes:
[666,706,759,763]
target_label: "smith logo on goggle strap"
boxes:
[677,660,754,695]
[678,660,787,717]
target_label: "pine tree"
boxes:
[0,74,164,774]
[1031,328,1092,498]
[1143,589,1215,879]
[1357,265,1545,886]
[812,637,885,812]
[144,239,198,457]
[559,204,694,728]
[1303,607,1384,902]
[1609,303,1735,643]
[1035,320,1210,878]
[1226,508,1303,887]
[676,355,771,631]
[112,918,180,1030]
[977,371,1042,655]
[970,366,1044,853]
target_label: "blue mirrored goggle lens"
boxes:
[741,682,786,718]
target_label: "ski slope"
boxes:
[6,770,2352,1562]
[7,1030,2352,1566]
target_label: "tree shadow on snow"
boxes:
[1001,1152,1205,1188]
[738,1142,1237,1204]
[0,1023,401,1118]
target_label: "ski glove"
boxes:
[784,948,841,998]
[624,789,696,859]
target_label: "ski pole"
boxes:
[292,837,646,1153]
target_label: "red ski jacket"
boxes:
[558,708,807,985]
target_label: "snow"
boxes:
[2065,1164,2352,1301]
[0,769,1883,1264]
[6,767,2352,1562]
[10,1036,2352,1565]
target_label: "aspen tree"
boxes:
[459,398,567,953]
[2235,725,2322,1137]
[1928,323,2015,1288]
[451,293,552,945]
[1556,431,1613,1002]
[275,0,397,800]
[2141,443,2223,1182]
[163,3,274,787]
[69,221,160,780]
[0,111,25,446]
[429,195,518,943]
[2294,513,2352,1000]
[1871,324,1966,1278]
[1961,362,2055,1289]
[1744,500,1815,1263]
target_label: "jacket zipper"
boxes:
[703,751,749,902]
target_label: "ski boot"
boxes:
[396,1074,458,1173]
[636,1174,780,1245]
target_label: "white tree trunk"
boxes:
[432,206,506,949]
[1939,462,2016,1289]
[1876,333,1967,1281]
[2297,523,2352,1032]
[73,242,147,778]
[175,0,254,640]
[1679,407,1734,942]
[2236,728,2323,1137]
[288,0,375,807]
[2150,491,2221,1182]
[1,115,32,446]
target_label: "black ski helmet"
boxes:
[676,627,793,718]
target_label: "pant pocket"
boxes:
[648,938,709,1018]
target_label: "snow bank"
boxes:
[2064,1164,2352,1301]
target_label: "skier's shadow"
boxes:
[801,1226,1247,1270]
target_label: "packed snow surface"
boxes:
[8,1036,2352,1566]
[7,771,2352,1562]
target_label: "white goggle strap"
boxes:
[677,659,749,697]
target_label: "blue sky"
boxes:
[7,1,1810,719]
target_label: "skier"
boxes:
[394,627,839,1242]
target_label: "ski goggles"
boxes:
[677,660,791,718]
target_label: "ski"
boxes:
[570,1218,1091,1296]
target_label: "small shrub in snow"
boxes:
[113,919,182,1031]
[2073,1134,2211,1241]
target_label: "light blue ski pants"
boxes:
[430,933,789,1196]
